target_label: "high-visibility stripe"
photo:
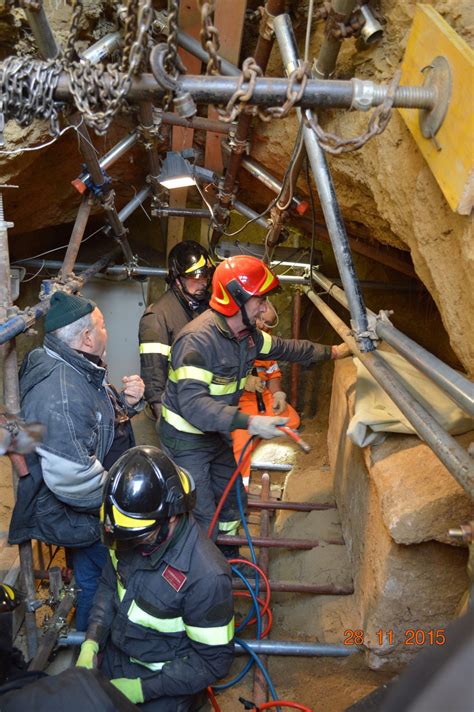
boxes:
[128,600,185,633]
[130,657,169,671]
[140,342,171,356]
[110,551,126,601]
[218,520,240,535]
[162,405,204,435]
[169,366,213,384]
[185,618,235,646]
[185,254,206,273]
[112,504,155,529]
[259,331,273,355]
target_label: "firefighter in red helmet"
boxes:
[159,255,350,546]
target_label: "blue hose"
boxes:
[214,565,262,690]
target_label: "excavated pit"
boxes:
[0,0,473,710]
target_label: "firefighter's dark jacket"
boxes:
[161,309,332,440]
[87,514,234,702]
[139,289,203,408]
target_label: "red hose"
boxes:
[233,592,273,638]
[255,702,314,711]
[207,437,259,537]
[229,558,271,619]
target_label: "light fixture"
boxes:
[158,152,196,189]
[158,151,219,190]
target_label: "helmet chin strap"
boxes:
[240,303,254,331]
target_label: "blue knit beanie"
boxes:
[44,292,96,333]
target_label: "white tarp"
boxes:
[347,351,474,447]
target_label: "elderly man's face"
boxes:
[87,308,108,358]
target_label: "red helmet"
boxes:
[210,256,280,317]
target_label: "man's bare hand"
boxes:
[245,375,265,394]
[331,343,352,360]
[122,375,145,406]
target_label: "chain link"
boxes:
[66,0,154,134]
[304,70,401,154]
[0,56,62,135]
[218,58,311,124]
[198,0,222,75]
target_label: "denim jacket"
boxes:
[8,334,142,548]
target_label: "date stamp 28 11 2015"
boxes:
[343,628,447,647]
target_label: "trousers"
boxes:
[70,540,108,631]
[161,435,247,538]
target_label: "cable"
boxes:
[21,260,45,282]
[0,121,82,156]
[12,225,105,265]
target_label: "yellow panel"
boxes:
[398,5,474,214]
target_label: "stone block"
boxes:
[329,360,469,668]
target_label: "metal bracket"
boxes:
[259,4,276,41]
[419,56,452,144]
[350,78,375,112]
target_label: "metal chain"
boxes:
[0,56,62,135]
[63,0,84,64]
[66,0,154,134]
[218,58,311,124]
[120,0,139,72]
[165,0,186,74]
[198,0,222,75]
[304,70,401,154]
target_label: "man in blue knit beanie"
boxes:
[9,291,145,631]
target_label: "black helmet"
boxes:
[167,240,213,284]
[100,446,196,550]
[0,583,22,613]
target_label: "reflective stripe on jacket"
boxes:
[161,309,331,439]
[87,515,234,702]
[139,289,199,409]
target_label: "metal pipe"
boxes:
[216,535,345,549]
[57,631,352,656]
[80,32,122,63]
[310,270,474,417]
[221,146,308,214]
[248,499,336,512]
[304,287,474,496]
[153,207,211,219]
[253,473,271,705]
[232,580,353,594]
[161,112,231,134]
[314,0,358,79]
[0,250,120,345]
[176,29,240,77]
[28,591,76,671]
[17,258,168,280]
[209,0,287,251]
[23,5,59,59]
[117,185,151,223]
[251,462,292,471]
[0,190,39,656]
[275,13,374,353]
[138,103,161,180]
[59,196,91,278]
[73,132,139,193]
[233,199,269,229]
[55,73,437,111]
[290,290,302,407]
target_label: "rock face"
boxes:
[329,359,470,668]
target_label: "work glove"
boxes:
[248,415,289,439]
[75,639,98,669]
[244,375,265,394]
[110,678,144,705]
[331,343,352,359]
[271,391,287,415]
